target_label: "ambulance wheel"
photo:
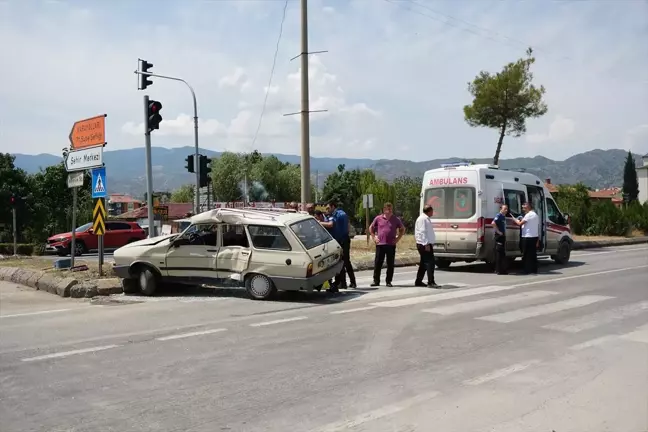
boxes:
[553,241,571,265]
[435,259,452,269]
[245,274,277,300]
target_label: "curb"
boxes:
[350,236,648,271]
[1,237,646,298]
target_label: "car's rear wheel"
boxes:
[435,259,452,269]
[245,274,276,300]
[553,241,571,264]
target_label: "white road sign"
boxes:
[67,171,84,188]
[362,194,374,209]
[65,145,103,172]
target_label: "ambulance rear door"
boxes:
[422,170,449,253]
[443,169,480,255]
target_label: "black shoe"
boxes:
[339,284,348,289]
[496,271,508,275]
[326,287,339,293]
[370,282,380,287]
[414,281,426,287]
[386,283,393,287]
[427,283,441,288]
[349,283,357,289]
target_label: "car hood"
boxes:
[118,234,177,249]
[48,232,72,241]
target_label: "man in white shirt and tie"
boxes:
[414,205,440,288]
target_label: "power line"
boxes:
[250,0,289,150]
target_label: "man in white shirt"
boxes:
[414,205,440,288]
[512,201,540,274]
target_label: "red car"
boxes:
[46,221,146,256]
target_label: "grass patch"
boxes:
[0,257,116,280]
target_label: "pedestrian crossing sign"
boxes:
[91,167,107,199]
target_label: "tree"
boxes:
[622,151,639,203]
[464,48,548,165]
[210,152,244,202]
[554,183,591,235]
[322,164,362,220]
[170,184,194,203]
[393,175,422,230]
[0,153,30,242]
[355,170,395,223]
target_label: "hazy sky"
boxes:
[1,0,647,161]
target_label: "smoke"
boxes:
[239,180,269,202]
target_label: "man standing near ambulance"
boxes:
[512,202,539,274]
[369,202,405,287]
[492,204,509,275]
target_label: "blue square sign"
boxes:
[92,167,107,199]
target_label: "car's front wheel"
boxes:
[137,268,158,296]
[245,274,277,300]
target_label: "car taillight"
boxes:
[306,262,313,277]
[477,217,485,243]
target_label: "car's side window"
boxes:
[181,224,218,246]
[504,189,526,217]
[247,225,291,250]
[222,224,250,248]
[546,198,565,225]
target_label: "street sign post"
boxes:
[91,167,107,199]
[67,171,84,188]
[153,205,169,221]
[65,146,104,172]
[93,197,106,275]
[362,194,374,245]
[69,114,106,149]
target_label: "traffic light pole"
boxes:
[144,95,155,238]
[134,70,200,215]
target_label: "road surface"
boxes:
[1,244,647,431]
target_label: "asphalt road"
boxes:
[1,245,647,432]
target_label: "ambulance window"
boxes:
[452,188,475,218]
[546,199,565,225]
[504,190,525,216]
[424,189,446,218]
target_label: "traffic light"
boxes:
[138,59,154,90]
[185,154,195,173]
[9,193,16,207]
[199,155,212,187]
[147,100,163,132]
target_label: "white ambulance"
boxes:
[420,162,573,269]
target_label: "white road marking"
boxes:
[463,360,542,386]
[348,287,431,302]
[571,246,648,258]
[619,324,648,344]
[477,295,614,323]
[569,335,617,351]
[330,306,377,315]
[0,308,73,319]
[22,344,120,362]
[543,301,648,333]
[156,328,227,341]
[422,290,558,316]
[511,265,648,289]
[372,285,518,308]
[250,316,308,327]
[313,390,440,432]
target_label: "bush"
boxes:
[624,201,648,234]
[0,243,37,256]
[586,201,631,236]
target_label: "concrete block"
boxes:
[96,278,123,296]
[70,281,98,298]
[55,277,78,298]
[35,274,58,293]
[26,271,46,289]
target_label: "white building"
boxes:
[638,154,648,204]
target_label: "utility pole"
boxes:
[299,0,311,209]
[144,95,155,238]
[315,170,319,203]
[12,206,17,256]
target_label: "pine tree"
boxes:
[622,151,639,203]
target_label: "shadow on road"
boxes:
[439,258,586,276]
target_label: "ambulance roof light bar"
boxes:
[441,161,472,168]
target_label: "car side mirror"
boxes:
[563,214,571,224]
[88,228,94,234]
[173,238,189,248]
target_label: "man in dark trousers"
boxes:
[369,202,405,287]
[512,201,540,274]
[321,200,356,290]
[491,204,509,275]
[414,205,440,288]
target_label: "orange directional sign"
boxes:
[69,114,107,150]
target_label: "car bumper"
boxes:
[270,260,344,292]
[45,243,69,254]
[112,264,132,279]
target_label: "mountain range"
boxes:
[11,147,643,198]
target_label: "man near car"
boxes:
[492,204,509,275]
[321,200,357,290]
[369,202,405,287]
[414,205,440,288]
[512,201,539,274]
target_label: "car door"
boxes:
[545,197,567,253]
[105,222,132,249]
[502,186,527,255]
[164,224,219,279]
[215,224,252,282]
[526,185,547,253]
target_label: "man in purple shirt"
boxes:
[369,202,405,287]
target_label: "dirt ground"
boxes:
[0,257,116,280]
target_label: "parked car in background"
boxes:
[46,221,146,256]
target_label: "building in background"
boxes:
[638,154,648,204]
[108,194,143,216]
